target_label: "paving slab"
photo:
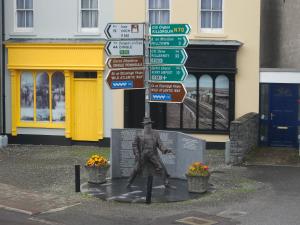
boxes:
[80,177,206,203]
[148,211,239,225]
[0,183,80,215]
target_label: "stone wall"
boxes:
[228,112,259,165]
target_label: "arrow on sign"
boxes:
[106,57,144,69]
[150,48,188,65]
[150,66,188,82]
[150,24,191,35]
[104,23,144,39]
[150,36,189,48]
[105,40,144,56]
[149,82,187,103]
[105,69,145,90]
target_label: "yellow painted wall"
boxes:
[114,0,260,143]
[6,42,105,140]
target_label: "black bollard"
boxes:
[75,165,81,192]
[146,175,153,204]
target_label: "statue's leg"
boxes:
[147,154,171,187]
[127,162,141,187]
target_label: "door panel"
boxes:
[73,79,98,141]
[269,84,298,147]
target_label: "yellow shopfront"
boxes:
[5,41,105,142]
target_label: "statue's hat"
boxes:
[141,117,154,124]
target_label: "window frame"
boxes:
[165,73,234,134]
[147,0,171,24]
[199,0,224,33]
[14,0,34,32]
[78,0,100,33]
[18,71,65,128]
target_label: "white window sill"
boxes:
[192,32,227,39]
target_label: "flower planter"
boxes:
[186,174,210,193]
[85,165,110,184]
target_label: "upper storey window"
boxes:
[80,0,99,32]
[200,0,223,32]
[16,0,33,31]
[148,0,170,24]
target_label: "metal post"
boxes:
[146,175,153,204]
[75,165,81,192]
[144,23,150,119]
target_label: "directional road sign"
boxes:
[106,69,145,89]
[105,23,144,39]
[150,66,187,82]
[150,48,188,65]
[150,36,189,48]
[106,57,144,69]
[150,24,191,35]
[150,82,187,103]
[105,40,144,56]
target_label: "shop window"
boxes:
[16,0,33,30]
[20,71,65,124]
[200,0,223,32]
[166,74,232,132]
[80,0,99,32]
[52,72,65,122]
[20,72,34,121]
[148,0,170,24]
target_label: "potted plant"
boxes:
[186,162,210,193]
[85,154,110,184]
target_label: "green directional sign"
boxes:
[150,48,188,65]
[150,36,189,48]
[150,66,187,82]
[150,24,191,35]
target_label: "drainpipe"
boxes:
[1,0,5,134]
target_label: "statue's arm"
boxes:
[132,136,140,159]
[155,132,172,154]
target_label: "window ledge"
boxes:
[9,33,37,37]
[74,33,103,37]
[192,33,228,39]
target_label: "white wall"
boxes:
[5,0,114,39]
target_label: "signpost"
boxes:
[106,69,145,89]
[104,23,144,39]
[150,48,188,65]
[149,82,187,103]
[150,66,187,82]
[106,57,144,69]
[150,36,189,48]
[150,24,191,35]
[105,40,144,56]
[104,22,191,106]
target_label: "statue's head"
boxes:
[141,117,154,131]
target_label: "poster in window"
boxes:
[198,75,213,129]
[52,72,65,122]
[215,75,229,130]
[20,72,34,121]
[166,103,181,128]
[183,75,197,128]
[36,72,49,121]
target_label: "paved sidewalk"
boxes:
[0,145,263,224]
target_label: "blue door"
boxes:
[269,84,298,147]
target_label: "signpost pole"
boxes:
[145,23,150,119]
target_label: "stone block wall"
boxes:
[229,112,259,165]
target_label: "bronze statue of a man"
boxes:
[127,117,172,188]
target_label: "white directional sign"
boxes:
[105,23,144,39]
[105,40,144,56]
